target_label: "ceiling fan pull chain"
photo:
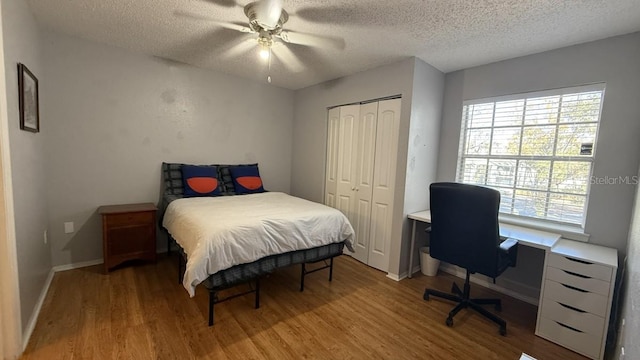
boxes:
[267,47,272,83]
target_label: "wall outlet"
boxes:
[64,222,74,234]
[43,230,47,244]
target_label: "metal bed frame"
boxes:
[170,236,343,326]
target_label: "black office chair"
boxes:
[423,182,518,335]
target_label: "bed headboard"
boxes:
[159,162,264,226]
[162,162,240,198]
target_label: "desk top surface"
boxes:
[409,209,561,250]
[408,210,618,265]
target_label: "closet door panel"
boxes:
[336,105,361,258]
[369,202,390,255]
[351,102,378,264]
[324,107,340,207]
[352,198,372,262]
[368,98,401,271]
[357,103,378,191]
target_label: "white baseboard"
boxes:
[438,263,539,306]
[52,258,103,272]
[22,258,104,351]
[386,272,405,281]
[22,267,55,351]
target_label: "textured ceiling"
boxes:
[25,0,640,90]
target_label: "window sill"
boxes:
[498,215,590,242]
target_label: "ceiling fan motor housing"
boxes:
[244,1,288,32]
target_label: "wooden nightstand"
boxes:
[98,203,157,273]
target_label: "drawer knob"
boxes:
[563,270,591,279]
[555,321,584,333]
[557,301,587,313]
[564,256,593,265]
[561,283,588,293]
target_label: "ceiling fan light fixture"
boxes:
[259,47,270,60]
[257,35,273,60]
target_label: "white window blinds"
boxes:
[456,84,605,226]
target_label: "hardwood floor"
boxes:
[22,254,588,360]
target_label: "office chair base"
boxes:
[424,274,507,336]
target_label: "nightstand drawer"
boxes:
[543,279,608,317]
[538,316,601,359]
[105,211,154,227]
[547,253,612,281]
[540,298,605,336]
[546,266,610,296]
[107,225,154,256]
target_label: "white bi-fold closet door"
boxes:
[325,98,401,272]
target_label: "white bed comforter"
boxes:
[162,192,355,296]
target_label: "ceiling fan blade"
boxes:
[200,0,238,8]
[254,0,283,29]
[173,10,252,33]
[271,44,304,73]
[278,30,345,50]
[220,36,257,60]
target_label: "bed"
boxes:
[159,162,355,325]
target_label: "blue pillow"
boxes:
[229,164,265,194]
[181,165,222,197]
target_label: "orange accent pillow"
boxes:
[229,164,265,194]
[237,176,263,190]
[187,177,219,193]
[181,165,222,197]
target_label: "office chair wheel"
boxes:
[445,317,453,327]
[499,326,507,336]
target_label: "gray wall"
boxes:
[437,32,640,255]
[291,57,445,277]
[614,165,640,359]
[1,0,51,332]
[401,59,444,275]
[42,32,295,266]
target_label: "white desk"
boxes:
[406,210,618,359]
[407,210,561,278]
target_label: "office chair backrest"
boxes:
[429,182,501,278]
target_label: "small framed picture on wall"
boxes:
[18,63,39,133]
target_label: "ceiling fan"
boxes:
[176,0,345,83]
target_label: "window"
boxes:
[456,84,605,227]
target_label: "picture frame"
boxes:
[18,63,39,133]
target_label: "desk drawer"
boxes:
[540,298,605,336]
[547,253,612,281]
[537,316,601,359]
[543,279,608,317]
[546,266,610,296]
[105,211,154,227]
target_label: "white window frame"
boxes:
[456,83,606,228]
